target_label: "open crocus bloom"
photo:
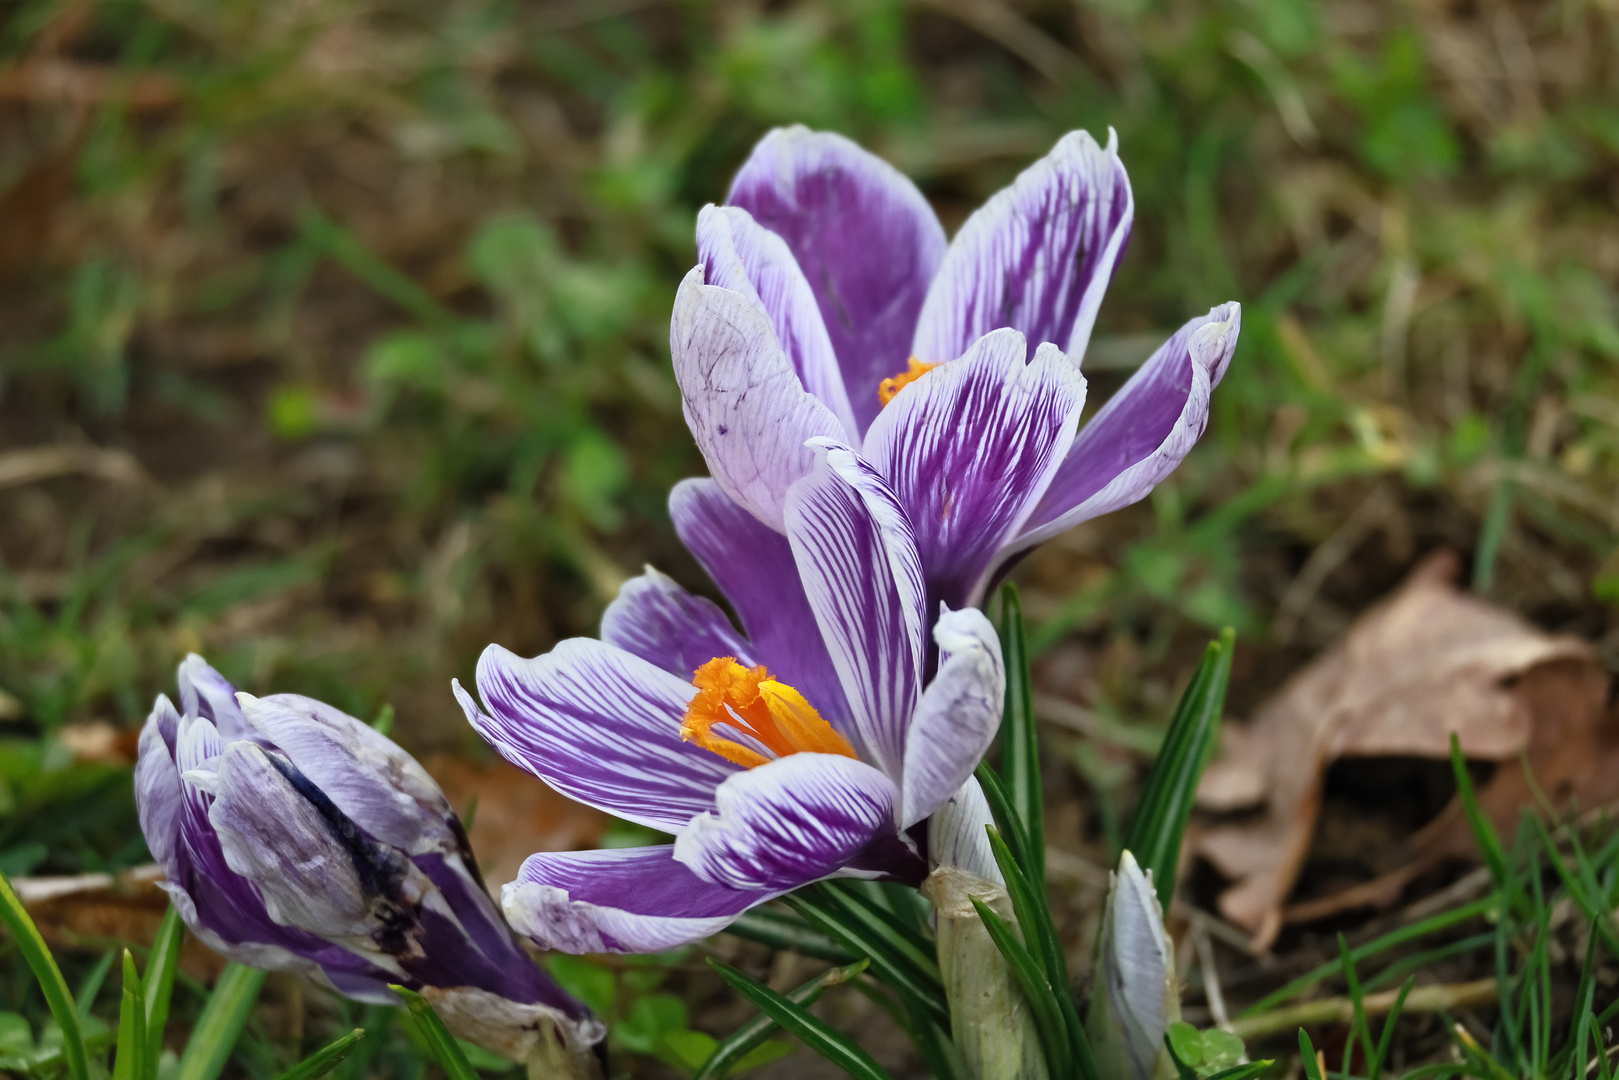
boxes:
[455,444,1005,954]
[674,125,1242,608]
[135,656,600,1057]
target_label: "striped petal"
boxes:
[900,607,1004,828]
[783,443,926,779]
[669,478,849,747]
[912,130,1132,366]
[674,752,898,891]
[600,565,755,679]
[863,329,1086,608]
[459,640,739,832]
[503,846,774,954]
[697,204,857,440]
[177,654,251,740]
[728,125,947,435]
[1017,303,1241,551]
[671,266,847,531]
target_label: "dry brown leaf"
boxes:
[1193,550,1611,949]
[15,865,225,978]
[425,753,608,896]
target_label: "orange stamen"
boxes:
[681,658,856,769]
[877,357,939,406]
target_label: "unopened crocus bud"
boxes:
[1086,850,1179,1080]
[134,655,603,1067]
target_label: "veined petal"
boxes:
[1089,851,1179,1080]
[208,742,382,939]
[783,444,926,779]
[135,697,184,874]
[1017,303,1241,551]
[669,479,849,746]
[671,266,847,531]
[697,205,857,441]
[238,692,455,856]
[178,654,250,739]
[864,330,1086,608]
[504,846,774,954]
[912,130,1132,366]
[900,608,1004,828]
[461,640,737,832]
[674,753,898,891]
[600,565,755,680]
[728,125,947,435]
[926,776,1001,883]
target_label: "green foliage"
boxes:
[1165,1022,1246,1078]
[708,959,894,1080]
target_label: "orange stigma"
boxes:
[877,357,939,406]
[681,658,857,769]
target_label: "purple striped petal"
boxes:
[727,126,947,435]
[926,776,1001,882]
[783,443,926,779]
[863,329,1087,608]
[459,640,737,832]
[900,608,1004,828]
[912,130,1132,366]
[669,478,850,746]
[135,697,185,874]
[178,654,250,740]
[1017,303,1241,550]
[238,692,456,856]
[697,205,858,440]
[504,846,774,954]
[600,565,755,680]
[671,266,847,531]
[674,753,898,891]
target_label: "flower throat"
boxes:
[680,658,855,768]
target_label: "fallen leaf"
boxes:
[15,864,225,979]
[424,753,608,896]
[1193,551,1610,949]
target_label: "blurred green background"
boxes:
[0,0,1615,903]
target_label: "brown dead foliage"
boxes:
[1194,550,1618,950]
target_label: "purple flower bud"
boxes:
[135,655,602,1059]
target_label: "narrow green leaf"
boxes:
[693,960,866,1080]
[969,898,1071,1080]
[974,760,1032,874]
[1368,978,1414,1080]
[389,985,476,1080]
[0,872,90,1080]
[112,952,146,1080]
[997,584,1044,887]
[1449,734,1509,888]
[1336,933,1373,1075]
[814,883,940,984]
[77,951,117,1019]
[142,905,185,1080]
[274,1029,366,1080]
[782,892,948,1029]
[899,994,965,1080]
[1125,629,1234,908]
[984,827,1060,984]
[1205,1062,1277,1080]
[1299,1029,1323,1080]
[172,964,267,1080]
[707,959,894,1080]
[726,908,856,964]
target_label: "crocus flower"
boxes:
[454,445,1004,954]
[135,655,602,1058]
[1087,851,1180,1080]
[673,125,1241,609]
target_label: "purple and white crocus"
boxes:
[675,125,1242,609]
[134,655,601,1057]
[454,445,1004,954]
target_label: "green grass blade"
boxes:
[113,951,146,1080]
[274,1029,366,1080]
[77,950,117,1019]
[1449,734,1509,888]
[1204,1064,1276,1080]
[693,960,867,1080]
[707,959,895,1080]
[726,908,856,964]
[997,584,1044,887]
[389,985,476,1080]
[173,963,267,1080]
[0,872,90,1080]
[1125,629,1234,907]
[1368,977,1414,1080]
[969,897,1072,1080]
[142,904,185,1080]
[1299,1028,1323,1080]
[1336,933,1372,1074]
[783,891,948,1029]
[814,883,940,984]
